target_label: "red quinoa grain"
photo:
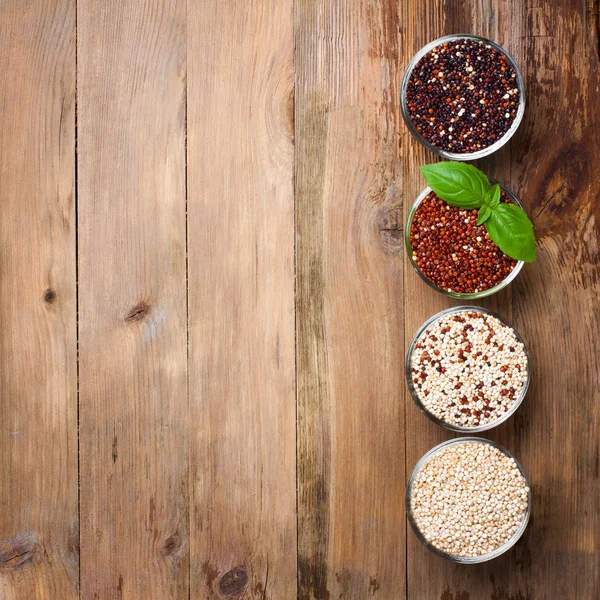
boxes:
[410,191,517,294]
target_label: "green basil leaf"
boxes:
[483,184,501,209]
[420,161,491,209]
[477,205,493,225]
[485,203,536,262]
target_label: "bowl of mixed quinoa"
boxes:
[406,306,530,432]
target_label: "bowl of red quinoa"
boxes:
[406,306,530,433]
[401,34,525,160]
[406,437,531,563]
[406,183,524,298]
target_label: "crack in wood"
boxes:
[587,0,600,63]
[0,535,39,569]
[533,185,566,221]
[378,228,403,243]
[262,558,269,600]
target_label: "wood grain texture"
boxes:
[187,1,297,598]
[402,1,600,599]
[0,1,78,598]
[508,0,600,597]
[77,1,188,598]
[400,2,519,599]
[295,2,406,598]
[1,1,598,598]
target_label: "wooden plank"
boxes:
[402,1,600,598]
[187,1,297,598]
[507,0,600,596]
[0,2,78,598]
[295,2,406,598]
[400,4,519,599]
[77,1,188,598]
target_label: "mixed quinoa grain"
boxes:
[409,310,528,428]
[405,38,520,153]
[410,441,529,557]
[410,191,518,294]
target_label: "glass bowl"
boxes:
[400,34,525,160]
[406,305,530,433]
[405,183,525,299]
[406,437,531,563]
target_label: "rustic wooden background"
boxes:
[1,0,598,598]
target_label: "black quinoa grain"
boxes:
[405,39,520,153]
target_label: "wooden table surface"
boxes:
[1,1,598,599]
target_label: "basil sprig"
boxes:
[477,185,500,225]
[420,161,536,262]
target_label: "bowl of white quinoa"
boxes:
[406,306,530,432]
[406,437,531,562]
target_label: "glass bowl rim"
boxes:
[406,436,532,563]
[405,304,531,433]
[405,182,525,299]
[400,33,526,161]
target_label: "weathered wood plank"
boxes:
[3,2,598,598]
[295,2,406,598]
[400,3,519,599]
[402,1,600,598]
[77,1,188,597]
[0,1,78,598]
[507,0,600,597]
[187,1,297,598]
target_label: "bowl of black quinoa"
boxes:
[401,34,525,160]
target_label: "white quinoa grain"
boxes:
[410,441,529,558]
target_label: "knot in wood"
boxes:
[219,566,249,597]
[43,288,57,304]
[161,533,181,557]
[125,301,151,322]
[379,227,404,246]
[0,533,39,569]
